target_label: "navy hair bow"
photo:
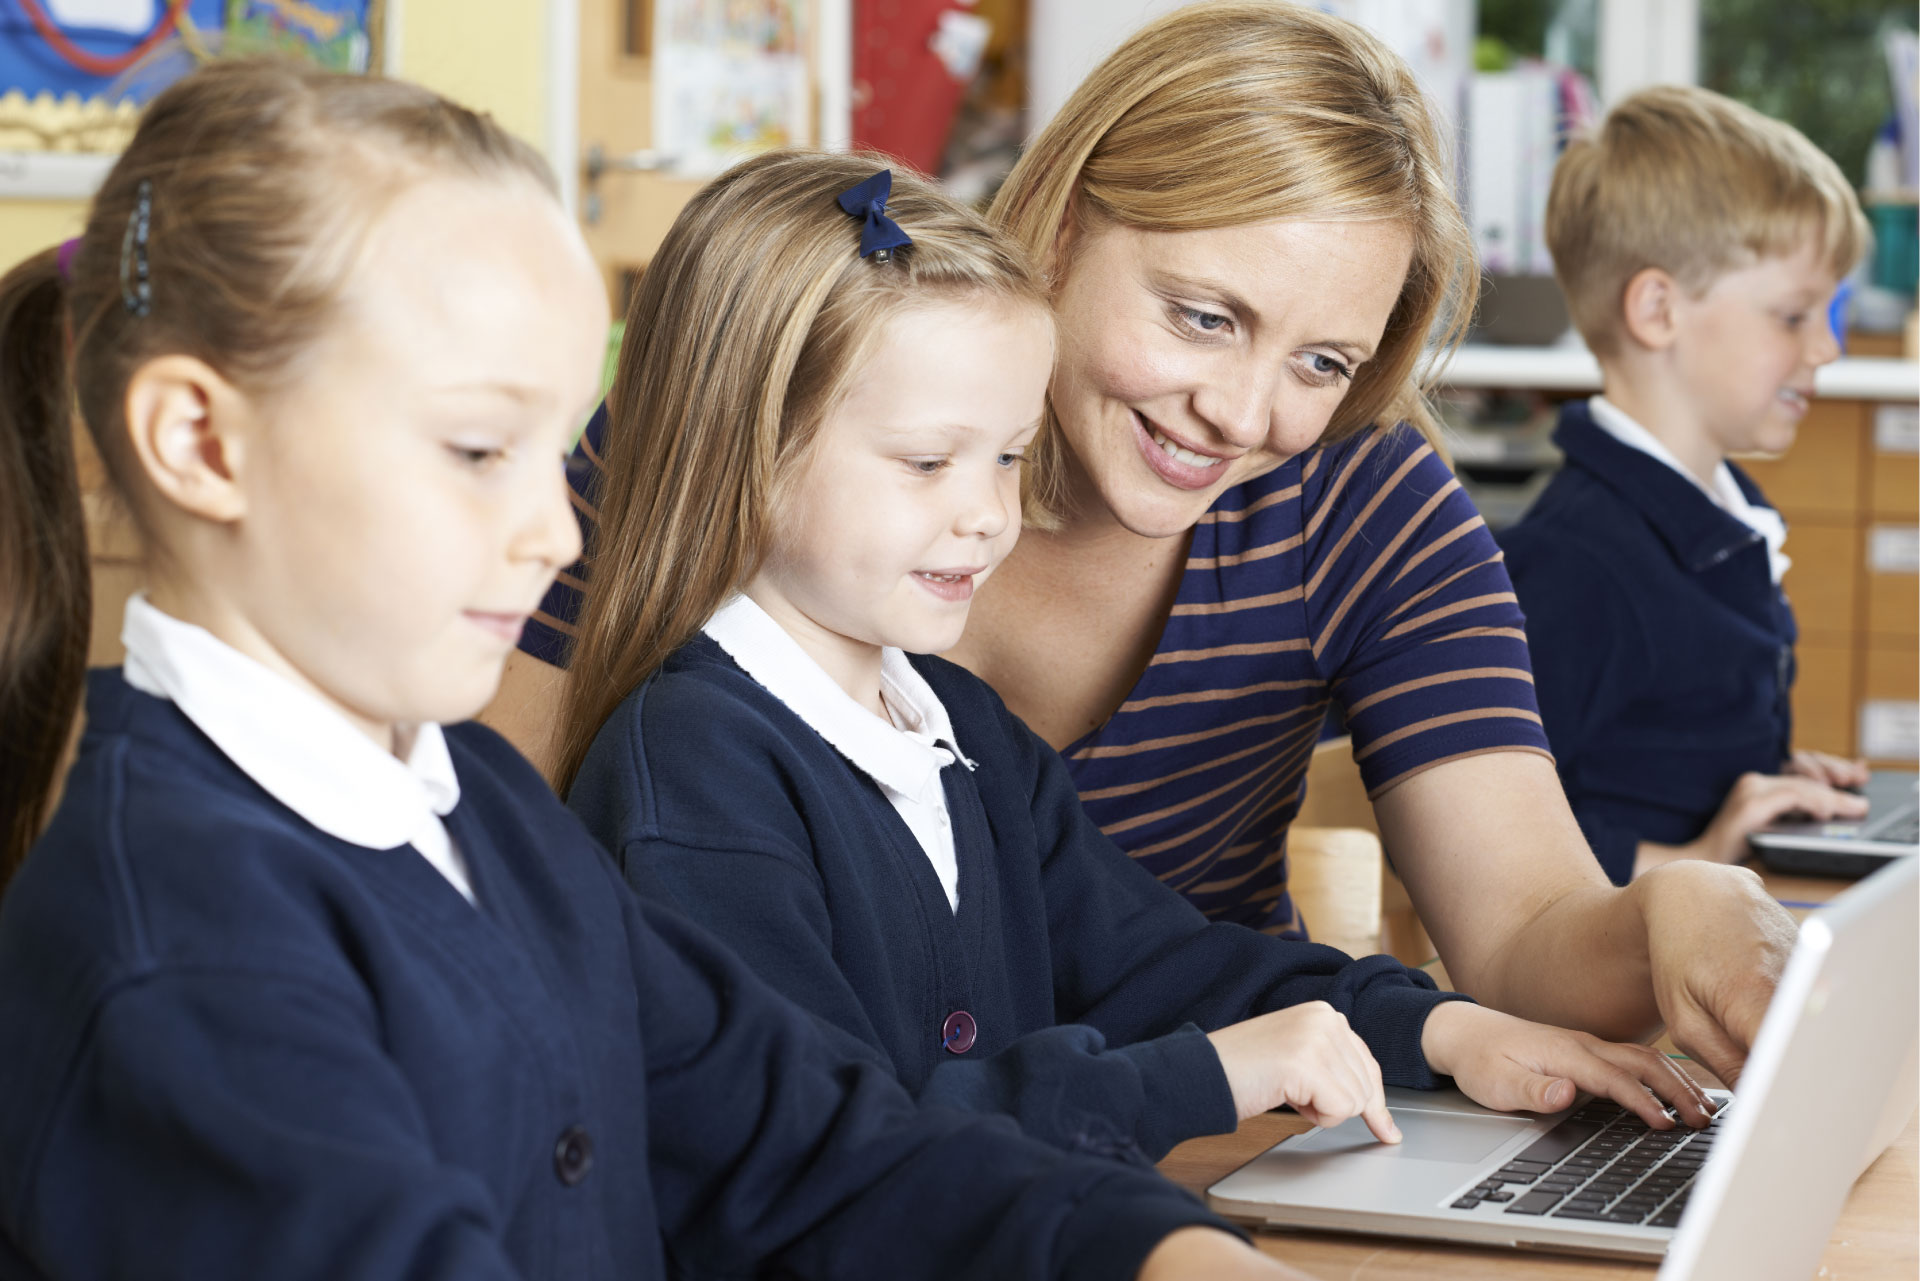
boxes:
[836,170,913,261]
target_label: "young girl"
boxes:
[0,60,1295,1281]
[558,151,1717,1165]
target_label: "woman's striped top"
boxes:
[522,411,1552,937]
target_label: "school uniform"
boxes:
[1500,397,1797,885]
[568,595,1469,1164]
[0,597,1232,1281]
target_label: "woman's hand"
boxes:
[1136,1227,1314,1280]
[1633,860,1798,1087]
[1206,1001,1401,1143]
[1784,748,1871,792]
[1420,1003,1717,1128]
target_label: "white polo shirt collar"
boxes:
[119,593,473,903]
[703,593,972,910]
[1587,396,1791,584]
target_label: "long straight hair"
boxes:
[552,151,1046,795]
[0,58,553,884]
[989,0,1478,492]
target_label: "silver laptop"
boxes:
[1748,769,1918,878]
[1207,856,1919,1275]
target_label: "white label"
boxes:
[1876,404,1920,455]
[1861,701,1920,762]
[45,0,154,35]
[1870,526,1920,574]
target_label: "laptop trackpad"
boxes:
[1285,1108,1534,1162]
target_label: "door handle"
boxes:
[582,144,681,224]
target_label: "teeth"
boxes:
[1152,430,1224,469]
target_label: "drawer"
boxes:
[1791,640,1857,758]
[1780,520,1860,646]
[1870,403,1919,520]
[1864,525,1919,642]
[1860,642,1920,766]
[1734,399,1867,522]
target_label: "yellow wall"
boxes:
[0,1,552,273]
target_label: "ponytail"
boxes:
[0,246,88,886]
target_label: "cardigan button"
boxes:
[553,1126,594,1187]
[941,1010,976,1054]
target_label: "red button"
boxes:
[941,1010,976,1054]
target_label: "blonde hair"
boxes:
[1547,84,1870,358]
[553,150,1047,795]
[0,58,553,882]
[989,0,1476,491]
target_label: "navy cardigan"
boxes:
[1499,401,1797,884]
[569,637,1466,1163]
[0,672,1230,1281]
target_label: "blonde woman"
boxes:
[497,1,1794,1087]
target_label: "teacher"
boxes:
[493,0,1794,1086]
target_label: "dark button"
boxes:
[940,1010,976,1054]
[553,1126,594,1187]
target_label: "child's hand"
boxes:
[1783,749,1870,792]
[1206,1002,1401,1143]
[1420,1003,1718,1128]
[1684,770,1869,866]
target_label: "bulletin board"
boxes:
[0,0,384,109]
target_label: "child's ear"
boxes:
[122,354,252,524]
[1620,267,1681,352]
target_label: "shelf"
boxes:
[1439,344,1919,401]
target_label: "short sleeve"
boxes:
[1303,425,1552,797]
[520,402,609,667]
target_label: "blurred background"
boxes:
[4,0,1916,765]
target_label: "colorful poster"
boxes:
[653,0,810,177]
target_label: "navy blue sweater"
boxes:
[569,637,1467,1163]
[0,672,1232,1281]
[1499,401,1797,884]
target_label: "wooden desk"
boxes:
[1158,865,1920,1278]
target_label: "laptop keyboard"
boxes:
[1448,1098,1731,1228]
[1872,805,1918,845]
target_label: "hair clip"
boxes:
[120,180,153,317]
[56,237,81,282]
[835,169,913,263]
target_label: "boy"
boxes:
[1501,85,1872,886]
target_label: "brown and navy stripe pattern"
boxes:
[1060,423,1549,937]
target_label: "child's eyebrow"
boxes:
[431,379,555,407]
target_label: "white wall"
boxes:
[1027,0,1186,135]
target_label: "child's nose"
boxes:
[516,467,585,569]
[956,473,1014,540]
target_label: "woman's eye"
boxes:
[1307,353,1354,383]
[1177,305,1232,334]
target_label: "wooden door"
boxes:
[574,0,706,312]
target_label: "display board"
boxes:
[0,0,382,110]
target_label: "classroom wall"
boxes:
[0,0,552,274]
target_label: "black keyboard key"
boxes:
[1552,1208,1613,1220]
[1504,1190,1566,1215]
[1651,1209,1685,1228]
[1451,1196,1481,1210]
[1499,1160,1552,1176]
[1484,1188,1514,1203]
[1606,1209,1648,1223]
